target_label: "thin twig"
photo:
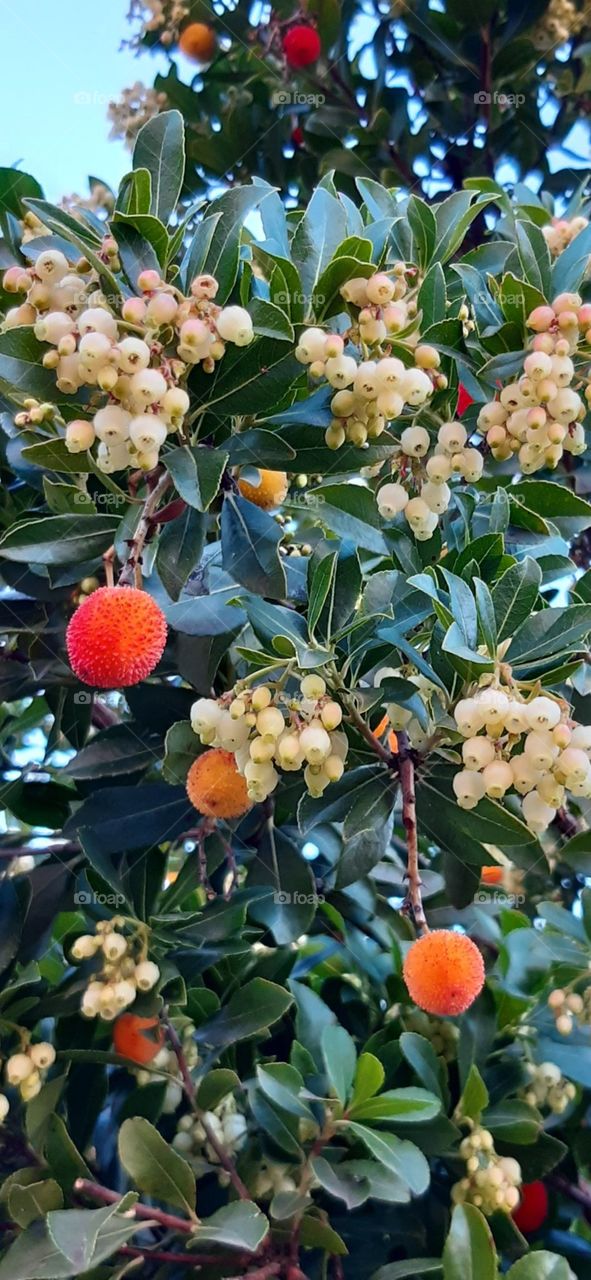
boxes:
[398,730,429,935]
[73,1178,197,1233]
[162,1016,252,1201]
[118,470,172,586]
[549,1174,591,1215]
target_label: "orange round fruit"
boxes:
[113,1013,164,1065]
[481,865,504,885]
[403,930,485,1016]
[66,586,167,688]
[512,1181,549,1234]
[178,22,216,62]
[238,469,289,510]
[186,749,252,819]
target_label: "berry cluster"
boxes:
[452,1127,522,1215]
[3,250,254,475]
[532,0,586,49]
[190,675,348,803]
[476,293,590,473]
[542,214,589,258]
[173,1095,248,1182]
[71,918,160,1020]
[108,82,169,147]
[294,268,445,451]
[138,1035,198,1113]
[452,686,591,833]
[376,418,483,541]
[401,1010,459,1061]
[4,1041,56,1102]
[547,986,591,1036]
[521,1061,576,1114]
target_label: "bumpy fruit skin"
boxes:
[238,469,289,510]
[187,749,252,819]
[178,21,216,62]
[403,930,485,1016]
[283,24,321,67]
[512,1181,549,1234]
[113,1014,164,1065]
[481,865,504,885]
[66,586,167,688]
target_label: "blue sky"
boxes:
[0,0,170,200]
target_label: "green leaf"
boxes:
[221,493,286,598]
[344,1123,430,1196]
[407,196,437,269]
[0,514,119,565]
[507,1256,575,1279]
[256,1063,314,1119]
[162,720,200,785]
[192,1202,269,1252]
[349,1088,441,1124]
[132,109,185,225]
[399,1033,446,1103]
[291,186,347,311]
[321,1025,357,1105]
[310,483,388,554]
[196,978,293,1050]
[371,1263,442,1279]
[0,167,43,217]
[308,550,338,636]
[249,296,294,341]
[165,445,228,511]
[442,1204,497,1280]
[8,1180,63,1228]
[418,262,447,327]
[508,604,591,667]
[351,1053,385,1107]
[491,557,542,642]
[196,1069,240,1112]
[458,1065,489,1122]
[474,579,497,654]
[0,1207,142,1280]
[195,184,267,302]
[112,211,169,267]
[157,504,205,601]
[0,328,63,401]
[118,1117,196,1216]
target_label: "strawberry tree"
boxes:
[0,116,590,1278]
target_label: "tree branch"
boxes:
[398,730,429,935]
[162,1016,252,1201]
[73,1178,197,1234]
[118,469,172,586]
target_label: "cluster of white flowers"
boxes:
[401,1010,459,1061]
[127,0,189,46]
[4,250,254,475]
[376,418,483,540]
[452,1127,521,1215]
[452,685,591,834]
[521,1061,576,1114]
[107,82,169,148]
[532,0,587,49]
[375,666,442,751]
[252,1161,297,1199]
[191,675,348,802]
[295,268,446,451]
[71,918,160,1020]
[137,1031,198,1113]
[547,985,591,1036]
[476,293,590,473]
[173,1094,248,1183]
[3,1041,56,1103]
[542,214,590,257]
